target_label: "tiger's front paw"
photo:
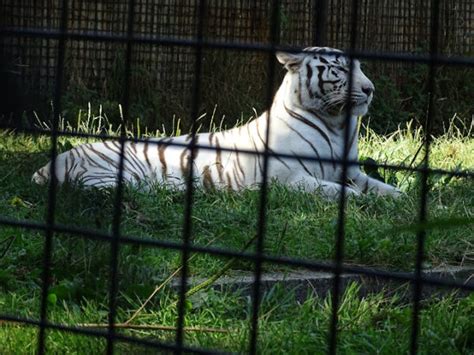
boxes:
[392,188,404,198]
[378,186,403,198]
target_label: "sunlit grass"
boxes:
[0,110,472,353]
[0,283,472,354]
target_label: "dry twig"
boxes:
[125,237,218,324]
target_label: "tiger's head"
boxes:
[276,47,375,121]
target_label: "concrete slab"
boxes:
[173,266,474,302]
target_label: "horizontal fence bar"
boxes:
[0,215,472,293]
[1,125,473,179]
[0,314,224,355]
[1,2,472,354]
[2,27,474,67]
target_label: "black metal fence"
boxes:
[0,0,473,354]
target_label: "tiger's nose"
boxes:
[362,85,374,97]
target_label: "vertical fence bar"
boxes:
[328,1,359,354]
[106,0,136,354]
[312,0,328,45]
[410,0,440,354]
[0,0,471,353]
[175,1,206,352]
[37,0,68,353]
[248,0,281,353]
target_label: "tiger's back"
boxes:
[33,47,401,198]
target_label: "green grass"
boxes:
[0,116,473,353]
[1,283,473,354]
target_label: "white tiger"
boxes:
[32,47,401,198]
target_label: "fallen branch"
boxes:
[77,322,231,333]
[124,266,182,325]
[0,319,230,333]
[184,234,258,298]
[168,234,258,309]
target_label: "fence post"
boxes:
[312,0,328,45]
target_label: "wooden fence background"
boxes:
[1,0,473,129]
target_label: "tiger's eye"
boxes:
[333,65,348,73]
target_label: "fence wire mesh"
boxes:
[0,0,473,354]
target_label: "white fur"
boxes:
[33,47,401,198]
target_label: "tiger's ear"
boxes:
[276,51,305,72]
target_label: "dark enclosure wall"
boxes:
[1,0,473,133]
